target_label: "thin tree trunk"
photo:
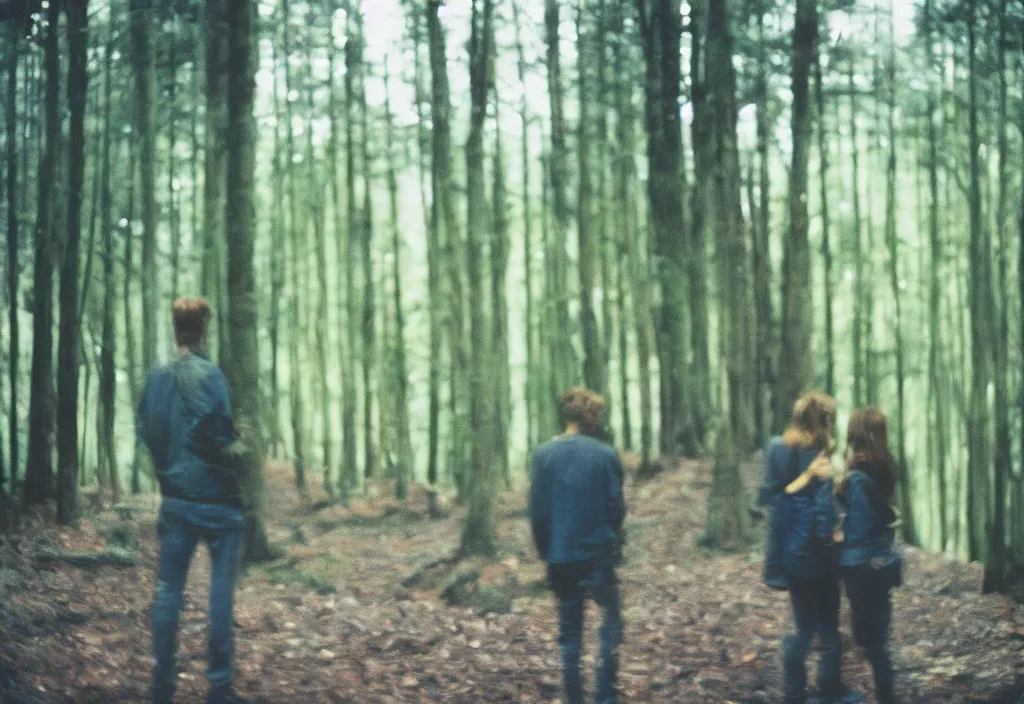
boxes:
[340,1,359,501]
[225,0,273,562]
[203,0,228,364]
[23,0,60,506]
[461,0,497,558]
[545,0,579,398]
[492,100,511,485]
[778,0,816,424]
[753,8,774,437]
[884,10,915,545]
[267,14,284,460]
[412,6,440,510]
[984,0,1010,592]
[56,0,89,525]
[511,0,536,452]
[5,23,19,492]
[966,0,991,563]
[357,5,376,483]
[924,0,947,551]
[166,8,180,300]
[281,0,306,494]
[814,56,834,398]
[383,57,411,502]
[133,0,157,375]
[576,0,605,395]
[849,57,866,408]
[98,10,118,504]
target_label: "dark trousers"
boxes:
[784,569,846,703]
[843,566,896,704]
[548,558,623,704]
[152,498,245,704]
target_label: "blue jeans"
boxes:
[152,498,245,704]
[548,558,622,704]
[843,566,895,704]
[785,567,846,703]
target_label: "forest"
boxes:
[1,0,1024,701]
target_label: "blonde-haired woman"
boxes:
[760,391,860,704]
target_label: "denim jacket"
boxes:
[761,438,838,588]
[136,353,241,507]
[838,469,897,568]
[529,434,626,565]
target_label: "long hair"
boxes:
[782,390,837,453]
[844,406,896,500]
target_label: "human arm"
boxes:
[841,476,872,548]
[528,453,551,560]
[785,453,833,494]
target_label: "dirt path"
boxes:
[1,461,1022,703]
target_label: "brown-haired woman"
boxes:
[760,391,860,704]
[837,407,901,704]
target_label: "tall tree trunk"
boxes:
[225,0,272,562]
[357,5,376,483]
[778,0,816,424]
[923,0,948,551]
[340,2,359,501]
[814,56,834,398]
[638,0,697,456]
[23,0,60,506]
[884,11,915,545]
[461,0,497,558]
[616,1,651,469]
[849,58,866,408]
[203,0,228,364]
[545,0,580,398]
[427,0,467,495]
[984,0,1010,592]
[576,0,605,394]
[165,8,180,300]
[98,11,118,503]
[281,0,306,493]
[965,0,991,563]
[268,13,284,459]
[511,0,536,451]
[56,0,89,525]
[492,101,511,485]
[383,57,411,502]
[752,8,774,438]
[124,96,141,494]
[5,23,18,493]
[133,0,157,375]
[411,7,440,509]
[702,0,750,547]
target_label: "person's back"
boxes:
[138,353,240,507]
[530,433,624,565]
[136,299,250,704]
[529,387,625,704]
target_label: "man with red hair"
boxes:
[137,298,251,704]
[530,387,626,704]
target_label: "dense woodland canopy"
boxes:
[1,0,1023,592]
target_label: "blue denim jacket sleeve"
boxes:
[843,476,871,548]
[529,452,552,559]
[607,453,626,532]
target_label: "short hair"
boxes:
[782,390,837,451]
[557,387,606,434]
[172,298,212,348]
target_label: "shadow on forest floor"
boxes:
[1,457,1023,703]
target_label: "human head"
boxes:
[557,387,606,436]
[783,390,837,450]
[172,298,212,351]
[845,406,896,498]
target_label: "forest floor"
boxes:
[1,456,1023,704]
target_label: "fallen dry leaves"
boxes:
[1,459,1022,703]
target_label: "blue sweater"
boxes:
[761,438,838,587]
[136,353,241,507]
[529,434,626,565]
